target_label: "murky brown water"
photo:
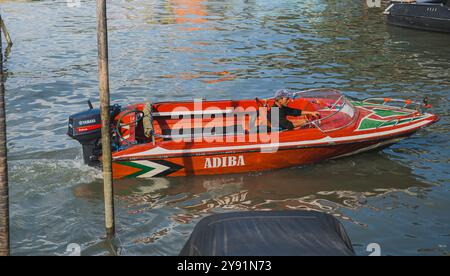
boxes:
[1,0,449,255]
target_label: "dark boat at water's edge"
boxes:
[384,0,450,33]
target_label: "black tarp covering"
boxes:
[416,0,446,3]
[179,211,355,256]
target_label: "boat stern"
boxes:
[67,101,122,166]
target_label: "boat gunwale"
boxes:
[112,114,436,161]
[112,129,422,161]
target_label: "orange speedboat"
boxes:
[68,89,438,178]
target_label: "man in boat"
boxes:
[270,90,320,130]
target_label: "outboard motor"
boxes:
[67,101,121,166]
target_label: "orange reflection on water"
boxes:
[170,0,208,24]
[202,71,237,84]
[203,74,237,84]
[167,1,235,84]
[161,72,202,80]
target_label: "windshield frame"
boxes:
[287,89,358,133]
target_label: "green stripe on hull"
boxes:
[358,115,427,130]
[372,108,410,118]
[358,119,395,130]
[351,101,382,107]
[117,161,155,178]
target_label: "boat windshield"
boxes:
[286,89,357,132]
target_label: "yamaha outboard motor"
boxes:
[67,101,121,166]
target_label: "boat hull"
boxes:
[386,3,450,33]
[111,132,416,178]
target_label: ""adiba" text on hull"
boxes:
[204,155,245,168]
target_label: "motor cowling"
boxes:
[68,103,121,166]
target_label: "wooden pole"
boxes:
[97,0,115,237]
[0,14,10,256]
[0,17,12,47]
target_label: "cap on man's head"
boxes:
[274,89,291,100]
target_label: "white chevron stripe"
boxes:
[133,160,170,178]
